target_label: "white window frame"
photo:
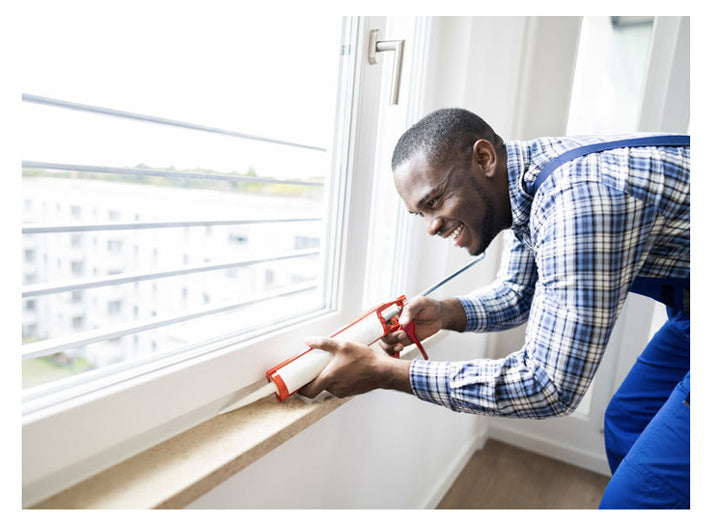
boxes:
[22,16,392,507]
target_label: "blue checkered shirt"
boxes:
[409,135,690,417]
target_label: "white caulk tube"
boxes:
[268,305,398,400]
[219,304,401,415]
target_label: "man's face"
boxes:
[393,151,498,256]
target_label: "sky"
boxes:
[22,16,345,179]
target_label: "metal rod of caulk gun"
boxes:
[381,253,486,322]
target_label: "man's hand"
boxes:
[379,296,467,356]
[298,337,412,399]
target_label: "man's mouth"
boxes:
[444,223,465,246]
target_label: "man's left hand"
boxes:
[298,337,413,399]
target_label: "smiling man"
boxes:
[300,108,690,509]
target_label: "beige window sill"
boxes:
[29,340,432,509]
[31,393,350,509]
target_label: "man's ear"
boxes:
[471,139,497,178]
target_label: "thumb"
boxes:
[398,297,428,325]
[305,336,339,353]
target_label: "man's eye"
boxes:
[427,196,439,208]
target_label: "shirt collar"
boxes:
[505,140,535,230]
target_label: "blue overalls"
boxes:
[533,136,690,509]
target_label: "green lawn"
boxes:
[22,355,95,389]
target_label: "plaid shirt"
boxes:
[409,135,690,417]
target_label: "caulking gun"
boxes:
[219,253,485,414]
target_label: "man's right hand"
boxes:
[379,296,467,356]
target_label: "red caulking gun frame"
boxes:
[219,253,485,414]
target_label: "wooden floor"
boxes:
[437,439,611,509]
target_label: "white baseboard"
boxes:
[488,423,611,476]
[420,422,489,509]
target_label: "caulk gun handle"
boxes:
[400,320,428,360]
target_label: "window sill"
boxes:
[30,391,352,509]
[28,333,435,510]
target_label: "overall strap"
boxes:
[531,134,691,314]
[533,134,690,193]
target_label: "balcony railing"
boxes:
[22,94,329,373]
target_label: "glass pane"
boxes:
[22,16,349,390]
[567,16,654,135]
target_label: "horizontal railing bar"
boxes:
[22,93,327,152]
[22,303,327,413]
[22,249,320,298]
[22,161,324,187]
[22,217,322,234]
[21,281,318,360]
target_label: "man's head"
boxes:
[391,108,511,256]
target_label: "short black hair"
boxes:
[391,108,503,171]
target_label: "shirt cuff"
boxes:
[457,295,489,332]
[409,359,455,410]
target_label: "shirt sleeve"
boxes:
[458,231,537,333]
[410,173,655,417]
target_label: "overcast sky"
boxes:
[22,16,344,179]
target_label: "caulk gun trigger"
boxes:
[401,320,428,360]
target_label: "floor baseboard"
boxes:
[488,423,611,476]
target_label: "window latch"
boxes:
[367,29,405,105]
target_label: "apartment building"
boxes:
[22,176,322,373]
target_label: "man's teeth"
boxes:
[447,224,464,243]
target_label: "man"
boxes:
[300,108,690,509]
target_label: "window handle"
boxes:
[367,29,405,105]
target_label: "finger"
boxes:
[298,379,322,398]
[298,369,330,398]
[381,330,407,345]
[304,336,339,353]
[378,339,403,355]
[398,297,430,325]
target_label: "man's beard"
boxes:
[469,181,496,256]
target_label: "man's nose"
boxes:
[425,215,442,236]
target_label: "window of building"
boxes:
[107,240,123,254]
[107,300,123,316]
[70,260,84,276]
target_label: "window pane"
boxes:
[567,16,654,135]
[22,16,348,390]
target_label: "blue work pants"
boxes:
[599,309,690,509]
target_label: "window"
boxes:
[22,15,392,507]
[567,16,654,135]
[107,300,122,316]
[22,18,347,392]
